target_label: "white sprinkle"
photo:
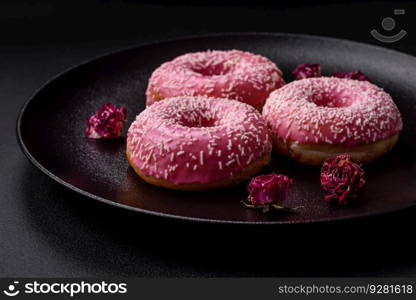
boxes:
[199,151,204,165]
[246,153,254,164]
[225,159,235,166]
[227,139,232,150]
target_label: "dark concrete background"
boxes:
[1,0,415,277]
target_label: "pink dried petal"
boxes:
[85,103,127,139]
[292,63,321,80]
[332,71,369,81]
[320,154,366,204]
[247,173,293,208]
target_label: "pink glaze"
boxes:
[127,96,272,185]
[146,50,285,108]
[262,77,402,146]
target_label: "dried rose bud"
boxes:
[242,173,294,212]
[85,103,127,139]
[292,63,321,80]
[320,154,366,204]
[332,71,369,81]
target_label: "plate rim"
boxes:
[16,32,416,225]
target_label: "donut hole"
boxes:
[176,109,219,128]
[190,62,231,76]
[311,90,354,108]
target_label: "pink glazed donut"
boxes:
[262,77,403,165]
[146,50,285,109]
[127,96,272,190]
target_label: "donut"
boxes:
[127,96,272,191]
[262,77,403,165]
[146,50,285,109]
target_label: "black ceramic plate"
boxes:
[17,33,416,224]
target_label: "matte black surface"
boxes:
[17,33,416,224]
[2,0,416,277]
